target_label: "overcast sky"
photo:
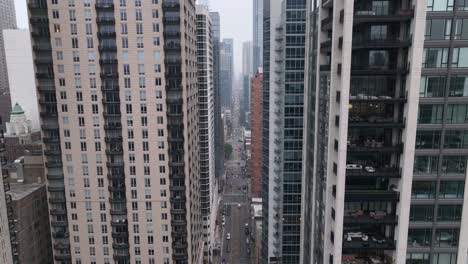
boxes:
[13,0,252,75]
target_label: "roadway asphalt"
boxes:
[218,91,252,264]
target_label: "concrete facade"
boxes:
[220,38,234,108]
[28,0,203,263]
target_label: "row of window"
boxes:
[411,180,465,199]
[416,130,468,149]
[418,103,468,124]
[410,204,462,222]
[423,48,468,68]
[420,76,468,97]
[427,0,468,11]
[408,228,459,248]
[407,253,456,264]
[425,18,468,40]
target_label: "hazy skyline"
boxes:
[13,0,252,76]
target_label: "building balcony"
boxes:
[48,186,65,192]
[103,111,121,117]
[170,186,186,191]
[162,0,180,10]
[351,64,409,75]
[321,16,333,31]
[171,208,187,215]
[32,44,52,51]
[111,231,128,239]
[40,111,58,118]
[35,73,54,79]
[100,72,119,78]
[171,219,187,225]
[46,161,63,168]
[95,2,114,9]
[96,16,115,24]
[51,221,68,227]
[37,85,55,91]
[163,17,181,24]
[343,237,396,250]
[345,189,400,201]
[31,31,50,38]
[349,93,406,102]
[346,167,401,178]
[47,174,64,180]
[172,241,188,249]
[98,45,117,52]
[348,117,405,128]
[52,231,69,238]
[43,137,60,143]
[106,161,125,167]
[97,31,116,38]
[111,220,127,227]
[101,85,119,91]
[104,123,122,130]
[41,123,59,131]
[54,254,72,261]
[49,208,67,215]
[352,35,412,49]
[344,211,397,225]
[49,197,66,203]
[106,149,123,155]
[164,31,181,38]
[99,58,118,65]
[27,3,47,10]
[104,136,123,143]
[107,173,124,180]
[110,208,128,215]
[112,243,129,250]
[353,8,414,24]
[108,185,125,192]
[347,142,404,154]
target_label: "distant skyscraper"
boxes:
[253,0,263,72]
[262,0,306,263]
[209,11,225,192]
[220,38,234,108]
[242,41,253,124]
[196,5,217,261]
[0,0,17,130]
[28,0,203,263]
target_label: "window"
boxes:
[427,0,454,11]
[449,76,468,96]
[425,19,452,40]
[415,131,441,149]
[422,48,449,68]
[418,104,444,124]
[121,23,128,35]
[445,104,468,123]
[411,181,436,199]
[434,228,459,247]
[407,228,431,247]
[444,130,468,148]
[406,253,429,264]
[439,181,464,198]
[431,253,457,264]
[455,19,468,39]
[452,48,468,67]
[437,205,462,221]
[419,76,446,97]
[136,23,143,34]
[409,205,434,221]
[441,155,467,173]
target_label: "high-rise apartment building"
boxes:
[209,11,225,191]
[220,38,234,108]
[0,122,13,264]
[0,0,17,130]
[242,41,253,126]
[253,0,264,72]
[28,0,203,263]
[196,5,217,261]
[301,0,434,263]
[262,0,307,263]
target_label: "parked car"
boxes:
[227,233,231,240]
[344,232,368,242]
[364,166,375,173]
[347,164,363,170]
[238,203,241,208]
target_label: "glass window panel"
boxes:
[408,228,432,247]
[439,181,464,199]
[411,181,436,199]
[434,229,459,248]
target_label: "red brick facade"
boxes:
[251,69,263,198]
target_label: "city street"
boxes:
[219,91,252,264]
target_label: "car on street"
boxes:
[226,233,231,240]
[364,166,376,173]
[238,203,241,208]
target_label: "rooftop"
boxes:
[8,183,44,201]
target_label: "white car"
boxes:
[346,164,363,170]
[226,233,231,240]
[364,166,376,173]
[344,232,368,242]
[238,203,241,208]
